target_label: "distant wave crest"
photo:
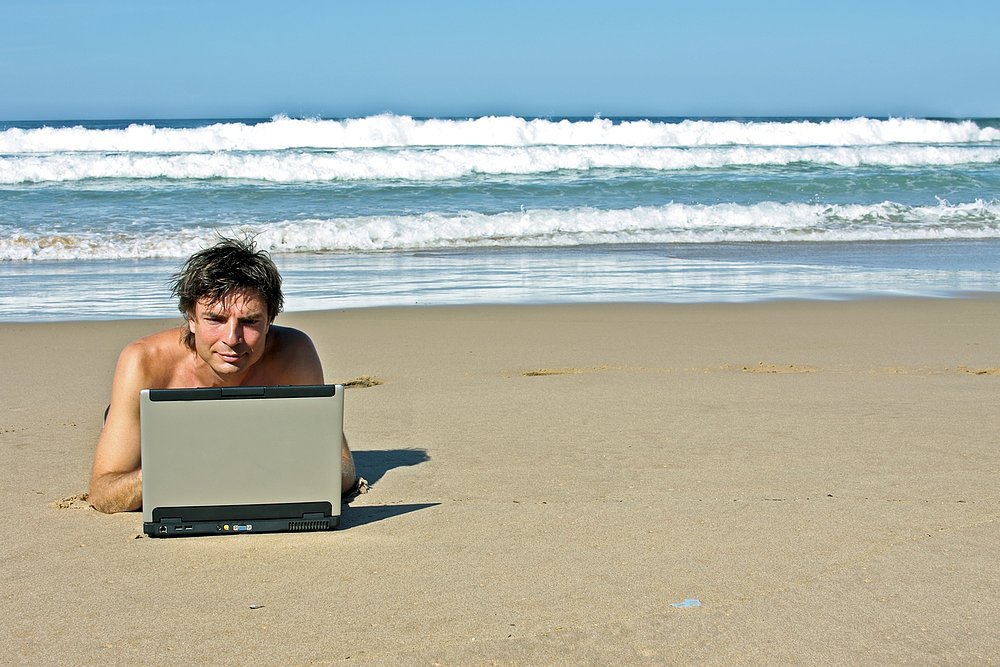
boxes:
[2,114,997,156]
[4,200,999,260]
[3,144,999,184]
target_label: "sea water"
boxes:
[1,115,999,321]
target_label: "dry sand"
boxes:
[1,300,998,664]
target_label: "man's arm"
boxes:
[88,344,149,513]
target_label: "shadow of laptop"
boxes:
[340,502,439,529]
[342,448,438,528]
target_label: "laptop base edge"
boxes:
[143,501,340,538]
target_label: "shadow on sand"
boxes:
[353,448,430,487]
[340,502,439,529]
[341,448,437,528]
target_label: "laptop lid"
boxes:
[139,384,343,537]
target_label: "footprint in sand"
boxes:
[957,366,1000,376]
[51,493,90,510]
[341,375,385,387]
[521,365,609,377]
[741,362,817,374]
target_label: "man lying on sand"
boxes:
[88,235,356,514]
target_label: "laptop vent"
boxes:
[288,520,330,531]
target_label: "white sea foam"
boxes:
[2,144,998,184]
[1,115,997,156]
[4,200,999,261]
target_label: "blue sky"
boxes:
[2,0,998,120]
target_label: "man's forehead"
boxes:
[195,289,267,315]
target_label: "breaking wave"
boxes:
[4,199,999,260]
[2,114,997,153]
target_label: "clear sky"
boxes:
[2,0,998,121]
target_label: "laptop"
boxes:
[140,384,343,537]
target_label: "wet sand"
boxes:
[2,300,998,664]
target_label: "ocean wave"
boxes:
[1,115,997,155]
[4,200,999,260]
[2,144,998,184]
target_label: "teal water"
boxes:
[1,115,999,320]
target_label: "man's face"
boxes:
[187,289,270,380]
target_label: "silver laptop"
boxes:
[140,384,343,537]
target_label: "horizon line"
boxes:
[2,112,998,125]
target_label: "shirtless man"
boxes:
[88,236,356,514]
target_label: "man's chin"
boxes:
[213,356,248,374]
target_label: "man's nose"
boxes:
[223,320,243,344]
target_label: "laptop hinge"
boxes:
[220,386,266,398]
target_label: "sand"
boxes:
[1,300,998,664]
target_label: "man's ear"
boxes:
[187,315,196,334]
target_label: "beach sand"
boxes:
[2,300,998,664]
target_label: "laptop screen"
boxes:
[139,384,343,536]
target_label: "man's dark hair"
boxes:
[171,235,284,348]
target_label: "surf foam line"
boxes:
[3,144,999,184]
[4,200,999,261]
[1,114,997,154]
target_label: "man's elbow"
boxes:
[88,484,121,514]
[87,486,117,514]
[88,472,141,514]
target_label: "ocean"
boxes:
[1,114,999,321]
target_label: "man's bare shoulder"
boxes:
[265,324,316,350]
[257,324,324,384]
[116,326,189,388]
